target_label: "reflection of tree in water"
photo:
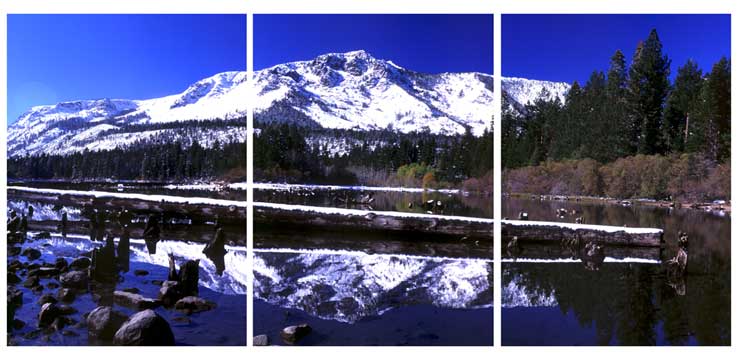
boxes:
[504,261,729,345]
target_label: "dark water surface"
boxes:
[502,197,730,346]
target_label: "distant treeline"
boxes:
[8,140,247,182]
[503,29,730,168]
[504,154,729,202]
[254,121,493,190]
[8,117,247,182]
[96,118,247,137]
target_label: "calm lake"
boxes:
[502,197,730,346]
[7,182,247,346]
[253,184,493,345]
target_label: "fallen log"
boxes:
[254,202,494,242]
[19,220,247,246]
[8,187,246,225]
[502,240,662,262]
[502,220,663,247]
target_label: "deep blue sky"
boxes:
[255,14,493,73]
[503,14,730,84]
[8,14,246,123]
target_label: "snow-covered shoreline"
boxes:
[254,182,460,194]
[8,186,247,208]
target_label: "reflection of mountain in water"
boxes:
[8,199,83,221]
[253,249,492,324]
[33,235,247,295]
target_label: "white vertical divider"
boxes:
[246,11,255,348]
[493,11,502,349]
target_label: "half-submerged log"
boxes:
[8,187,246,224]
[254,202,494,241]
[502,220,663,247]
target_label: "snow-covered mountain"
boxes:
[502,77,570,115]
[8,71,248,157]
[254,50,494,136]
[8,50,571,158]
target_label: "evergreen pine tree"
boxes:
[627,29,671,155]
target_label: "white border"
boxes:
[0,0,736,357]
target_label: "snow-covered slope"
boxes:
[254,50,494,136]
[502,77,570,115]
[8,72,248,157]
[8,50,571,158]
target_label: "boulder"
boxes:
[113,310,175,346]
[57,288,76,302]
[38,302,61,328]
[8,271,21,284]
[87,306,129,341]
[38,293,58,305]
[22,248,42,261]
[57,304,78,315]
[8,287,23,323]
[281,323,312,344]
[54,258,69,271]
[134,269,149,276]
[157,281,182,307]
[23,275,40,288]
[9,246,22,257]
[174,296,216,314]
[254,334,270,346]
[60,270,88,290]
[29,267,60,278]
[8,260,24,272]
[69,257,92,270]
[114,291,160,310]
[51,316,73,330]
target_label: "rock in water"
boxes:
[281,323,312,344]
[8,272,21,284]
[23,276,40,288]
[60,270,89,290]
[37,293,58,305]
[174,296,217,314]
[134,269,149,276]
[113,310,175,346]
[157,281,182,307]
[38,303,61,328]
[254,334,270,346]
[114,291,161,310]
[87,306,129,341]
[57,288,76,302]
[8,287,24,326]
[9,246,22,256]
[69,257,92,270]
[54,258,69,271]
[21,248,42,260]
